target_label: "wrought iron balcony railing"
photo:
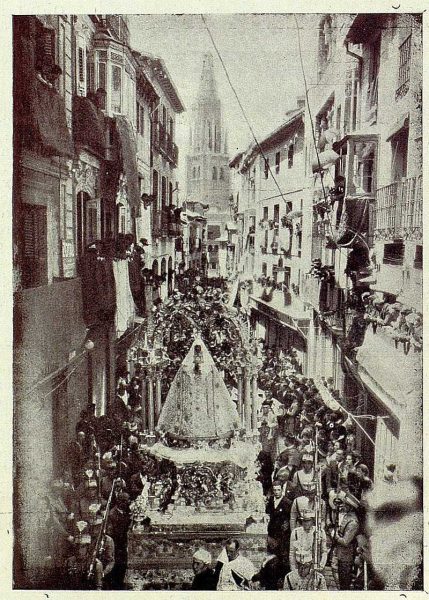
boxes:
[375,175,422,241]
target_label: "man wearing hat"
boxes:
[191,548,217,590]
[283,550,327,590]
[289,510,327,572]
[292,452,316,496]
[332,489,360,590]
[289,492,326,533]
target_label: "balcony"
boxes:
[152,122,178,167]
[375,175,422,242]
[152,206,182,239]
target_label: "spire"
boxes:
[197,52,219,101]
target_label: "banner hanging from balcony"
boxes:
[81,247,116,326]
[113,259,136,338]
[116,116,141,216]
[72,95,106,156]
[334,197,368,248]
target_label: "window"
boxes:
[136,102,144,135]
[169,181,173,205]
[152,170,159,206]
[273,204,280,224]
[161,176,167,208]
[336,135,378,196]
[383,242,404,266]
[197,166,200,178]
[368,36,380,114]
[263,206,269,221]
[58,22,66,95]
[208,121,212,149]
[397,35,411,99]
[414,245,422,269]
[318,15,334,75]
[117,204,126,234]
[34,23,60,87]
[336,105,342,131]
[391,127,409,182]
[98,61,106,92]
[264,157,269,179]
[219,167,224,180]
[275,151,281,174]
[112,65,121,112]
[288,144,294,168]
[86,56,94,94]
[212,166,217,180]
[262,262,267,277]
[77,192,99,258]
[22,204,48,288]
[192,166,196,178]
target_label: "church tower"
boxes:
[186,53,231,269]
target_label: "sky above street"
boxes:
[129,13,318,192]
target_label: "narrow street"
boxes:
[12,11,423,593]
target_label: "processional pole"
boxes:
[313,426,323,584]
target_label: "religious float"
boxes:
[127,336,268,587]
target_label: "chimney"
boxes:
[297,96,305,109]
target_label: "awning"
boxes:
[345,14,385,44]
[386,113,409,141]
[225,222,238,231]
[250,295,310,336]
[355,329,422,417]
[116,116,141,216]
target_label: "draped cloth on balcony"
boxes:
[113,259,136,337]
[115,116,141,216]
[334,197,369,247]
[15,36,74,158]
[80,249,116,326]
[157,337,240,441]
[72,95,106,156]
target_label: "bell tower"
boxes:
[186,52,231,252]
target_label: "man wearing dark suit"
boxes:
[266,481,293,565]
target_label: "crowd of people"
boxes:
[45,277,384,591]
[184,347,378,591]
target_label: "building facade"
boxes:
[186,52,232,277]
[302,13,422,481]
[230,105,312,370]
[13,14,185,587]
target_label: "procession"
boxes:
[13,11,423,593]
[45,275,378,591]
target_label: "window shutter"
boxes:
[22,205,48,288]
[86,58,95,93]
[78,47,85,83]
